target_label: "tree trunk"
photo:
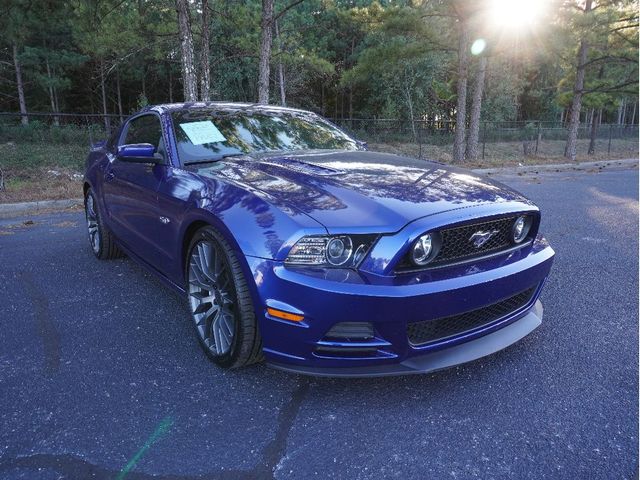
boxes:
[466,55,487,161]
[141,64,147,99]
[275,20,286,106]
[631,100,637,126]
[564,0,593,161]
[588,107,599,154]
[45,57,60,126]
[621,98,628,125]
[403,75,417,142]
[617,98,624,124]
[452,18,470,163]
[200,0,211,101]
[168,64,173,103]
[100,60,111,132]
[349,37,354,121]
[52,67,59,113]
[12,42,28,125]
[348,87,353,121]
[116,68,124,123]
[176,0,198,102]
[257,0,274,104]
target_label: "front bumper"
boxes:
[246,236,554,377]
[270,300,543,377]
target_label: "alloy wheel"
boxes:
[188,240,236,356]
[85,194,100,254]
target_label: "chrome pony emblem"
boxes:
[469,229,500,248]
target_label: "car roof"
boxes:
[140,102,313,116]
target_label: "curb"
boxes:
[472,158,638,176]
[0,198,83,217]
[0,158,637,217]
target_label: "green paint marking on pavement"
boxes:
[116,416,174,480]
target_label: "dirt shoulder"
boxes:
[0,141,85,204]
[0,140,637,205]
[0,167,83,204]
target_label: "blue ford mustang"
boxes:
[83,102,555,377]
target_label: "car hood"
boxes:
[200,150,531,233]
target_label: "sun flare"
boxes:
[489,0,548,29]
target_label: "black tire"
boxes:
[85,188,123,260]
[186,226,263,368]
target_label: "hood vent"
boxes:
[262,158,345,176]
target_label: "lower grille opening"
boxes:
[315,345,379,357]
[325,322,374,340]
[314,322,390,359]
[407,286,538,346]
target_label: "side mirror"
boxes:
[356,140,368,150]
[117,143,162,164]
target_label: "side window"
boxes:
[121,114,166,162]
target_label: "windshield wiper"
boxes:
[184,153,245,165]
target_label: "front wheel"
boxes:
[186,226,263,368]
[85,189,123,260]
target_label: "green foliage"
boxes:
[0,121,97,146]
[555,0,639,116]
[136,93,149,111]
[0,0,637,125]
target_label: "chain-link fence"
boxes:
[0,112,124,147]
[334,118,639,163]
[1,112,637,165]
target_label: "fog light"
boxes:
[512,215,531,243]
[412,233,434,266]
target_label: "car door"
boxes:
[102,113,169,267]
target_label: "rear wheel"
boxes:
[85,189,123,260]
[186,226,263,368]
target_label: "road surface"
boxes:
[0,167,637,479]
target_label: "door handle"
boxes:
[104,172,115,181]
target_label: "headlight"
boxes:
[286,235,376,268]
[512,215,532,243]
[326,236,353,265]
[411,232,439,266]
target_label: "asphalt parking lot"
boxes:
[0,167,637,479]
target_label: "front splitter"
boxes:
[267,300,543,378]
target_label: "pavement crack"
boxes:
[254,378,310,479]
[20,271,61,375]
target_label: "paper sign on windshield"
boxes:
[179,121,227,145]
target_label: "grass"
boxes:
[0,142,87,203]
[0,135,637,204]
[370,138,639,168]
[0,141,87,170]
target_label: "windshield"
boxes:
[171,108,359,164]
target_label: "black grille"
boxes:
[434,217,514,265]
[407,286,537,346]
[396,215,534,272]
